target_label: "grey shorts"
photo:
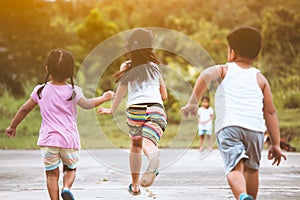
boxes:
[217,126,264,175]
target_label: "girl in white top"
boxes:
[98,28,167,195]
[198,96,214,151]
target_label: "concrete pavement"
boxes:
[0,149,299,200]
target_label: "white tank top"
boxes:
[214,62,266,133]
[127,62,163,107]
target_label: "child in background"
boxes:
[198,96,214,152]
[98,28,167,195]
[181,27,286,200]
[6,49,114,200]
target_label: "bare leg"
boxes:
[140,138,160,187]
[46,168,60,200]
[62,166,76,190]
[227,160,247,199]
[143,138,159,164]
[244,167,259,199]
[199,135,205,151]
[207,135,212,150]
[130,138,143,192]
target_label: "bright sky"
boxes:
[44,0,72,2]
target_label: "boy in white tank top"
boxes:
[181,27,286,200]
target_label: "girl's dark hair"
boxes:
[114,28,161,84]
[37,49,76,101]
[201,96,210,102]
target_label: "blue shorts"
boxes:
[217,126,264,175]
[198,129,212,136]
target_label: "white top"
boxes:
[198,106,214,130]
[214,62,266,133]
[127,62,163,106]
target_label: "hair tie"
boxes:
[58,50,63,64]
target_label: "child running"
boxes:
[98,28,167,195]
[5,49,114,200]
[197,96,214,152]
[181,27,286,200]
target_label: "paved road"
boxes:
[0,149,299,200]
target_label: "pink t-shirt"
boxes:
[31,83,84,149]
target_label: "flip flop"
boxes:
[128,183,141,196]
[61,189,75,200]
[140,157,160,187]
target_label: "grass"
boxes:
[276,108,300,151]
[78,106,200,149]
[1,89,299,151]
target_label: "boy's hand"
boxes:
[268,144,287,166]
[103,90,114,101]
[181,104,198,118]
[6,127,16,138]
[97,107,112,115]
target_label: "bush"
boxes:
[0,84,41,138]
[283,91,300,109]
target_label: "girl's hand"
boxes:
[97,107,112,115]
[201,119,211,124]
[181,103,198,118]
[268,144,287,166]
[6,127,16,138]
[103,91,114,101]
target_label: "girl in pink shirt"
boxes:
[6,49,113,200]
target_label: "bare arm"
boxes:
[258,73,286,165]
[259,74,280,145]
[206,114,214,123]
[111,84,127,113]
[159,75,168,101]
[6,98,37,137]
[98,83,127,114]
[181,66,223,117]
[77,90,114,110]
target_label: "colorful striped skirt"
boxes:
[126,104,167,145]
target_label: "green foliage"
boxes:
[1,0,299,110]
[76,8,119,51]
[0,84,41,149]
[0,0,76,95]
[276,108,300,151]
[259,5,300,109]
[1,0,300,149]
[1,84,300,150]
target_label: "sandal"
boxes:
[140,157,160,187]
[61,189,75,200]
[128,183,141,196]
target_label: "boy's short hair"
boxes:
[227,26,262,60]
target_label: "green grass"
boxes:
[1,89,299,151]
[276,108,300,151]
[78,106,200,149]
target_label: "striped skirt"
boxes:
[126,104,167,145]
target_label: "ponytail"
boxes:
[67,77,76,101]
[115,28,161,83]
[37,72,49,99]
[38,49,76,101]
